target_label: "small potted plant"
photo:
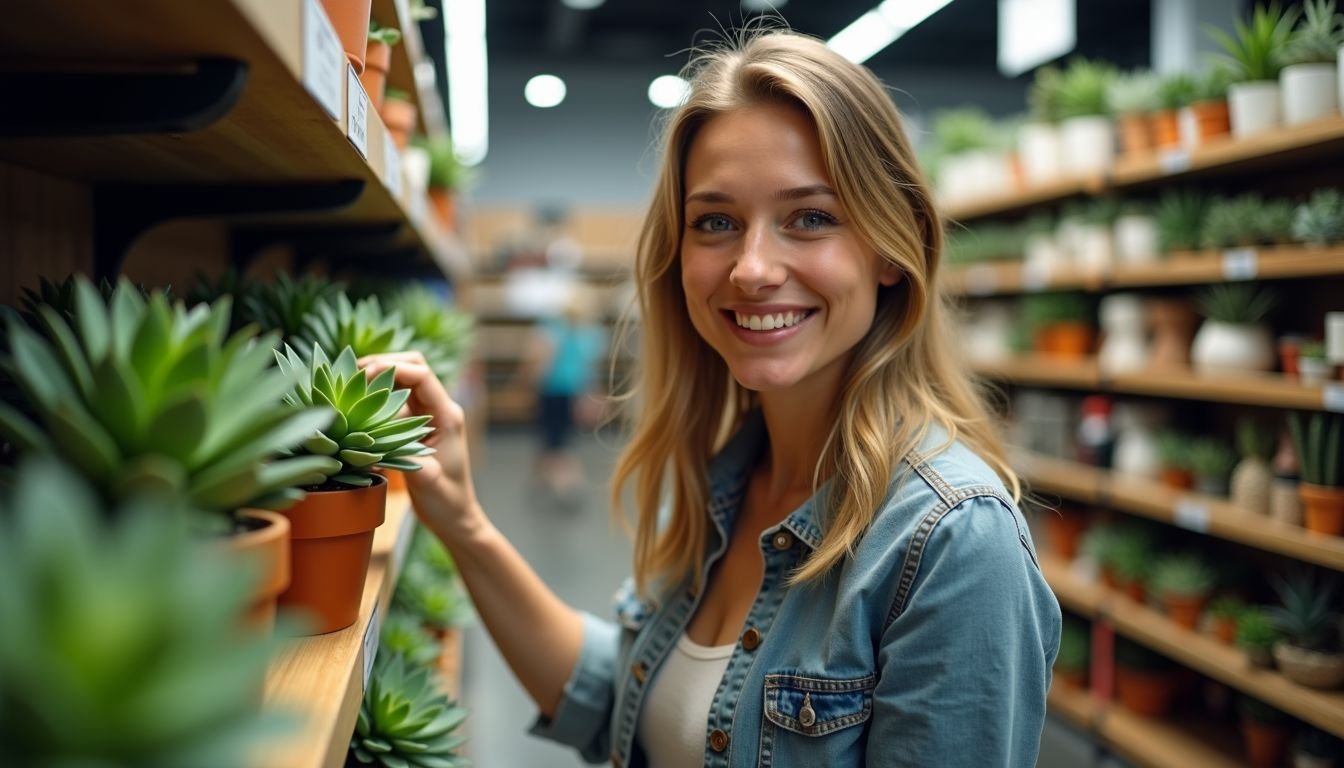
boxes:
[1156,188,1208,256]
[1114,638,1178,717]
[1192,283,1278,373]
[300,292,416,360]
[1108,70,1160,158]
[1288,411,1344,535]
[380,609,443,669]
[380,87,418,150]
[1152,72,1197,149]
[1113,201,1160,265]
[421,135,467,231]
[1190,437,1239,496]
[932,108,1005,202]
[1056,58,1119,175]
[350,652,469,767]
[1280,0,1343,126]
[1106,527,1154,603]
[1045,504,1090,561]
[1270,569,1344,688]
[1054,619,1090,689]
[239,271,346,345]
[1209,2,1302,138]
[361,20,402,111]
[1019,65,1065,185]
[1238,606,1283,668]
[1301,342,1333,385]
[1188,64,1236,145]
[1158,430,1195,489]
[1022,292,1095,359]
[1293,189,1344,246]
[1209,596,1247,645]
[1151,554,1218,630]
[1294,725,1340,768]
[1203,194,1262,249]
[1257,198,1301,246]
[1240,695,1292,768]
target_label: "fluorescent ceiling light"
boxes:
[827,0,954,64]
[648,75,690,109]
[742,0,788,10]
[998,0,1076,76]
[444,0,488,166]
[525,74,567,108]
[561,0,605,9]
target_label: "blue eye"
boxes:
[691,214,734,232]
[794,210,837,230]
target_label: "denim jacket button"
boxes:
[771,531,793,551]
[709,728,729,752]
[741,627,762,651]
[632,661,648,684]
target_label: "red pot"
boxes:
[1164,594,1207,631]
[218,509,291,635]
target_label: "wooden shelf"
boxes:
[1039,552,1106,618]
[259,491,418,768]
[944,261,1105,297]
[1047,680,1100,731]
[942,174,1101,222]
[1098,706,1245,768]
[972,355,1101,390]
[1017,452,1105,505]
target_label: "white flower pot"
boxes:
[965,302,1015,364]
[1113,403,1166,479]
[1191,320,1275,373]
[1060,115,1116,175]
[1228,81,1282,139]
[1024,233,1067,271]
[1326,311,1344,366]
[939,151,1013,203]
[1019,122,1063,185]
[1074,224,1113,271]
[1114,214,1159,265]
[1281,63,1340,126]
[1099,294,1149,374]
[1178,106,1200,150]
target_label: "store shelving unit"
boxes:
[943,174,1103,222]
[1097,707,1244,768]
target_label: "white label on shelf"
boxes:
[1221,247,1259,281]
[965,265,997,296]
[1022,261,1051,292]
[362,600,382,689]
[1325,383,1344,413]
[1174,497,1211,533]
[1159,148,1192,174]
[383,137,402,195]
[346,65,369,158]
[302,0,344,121]
[391,503,418,576]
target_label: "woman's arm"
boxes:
[867,495,1061,767]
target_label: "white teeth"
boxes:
[774,313,785,328]
[763,314,777,331]
[734,310,808,330]
[749,315,763,331]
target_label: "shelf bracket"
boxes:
[0,58,249,138]
[309,246,435,279]
[92,180,366,281]
[231,223,405,272]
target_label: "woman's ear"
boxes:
[878,261,903,287]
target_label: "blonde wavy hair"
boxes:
[611,29,1017,598]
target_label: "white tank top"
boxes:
[637,633,735,767]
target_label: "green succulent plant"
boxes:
[413,526,459,580]
[0,458,278,765]
[239,272,346,343]
[380,609,442,669]
[369,20,403,46]
[1157,72,1199,111]
[1270,568,1341,652]
[389,284,475,386]
[1236,417,1276,461]
[1156,190,1207,252]
[1208,2,1302,82]
[1288,411,1344,487]
[1188,438,1238,483]
[1237,607,1282,651]
[1157,430,1193,471]
[1293,189,1344,245]
[1193,64,1237,102]
[1084,524,1155,584]
[1056,58,1117,119]
[1108,70,1161,114]
[298,293,415,361]
[1202,194,1263,248]
[1196,283,1277,324]
[1028,65,1065,123]
[18,274,159,329]
[1150,554,1218,598]
[1254,198,1297,244]
[394,562,474,631]
[931,108,995,155]
[417,135,468,192]
[1209,595,1247,619]
[1020,292,1093,330]
[1283,0,1344,65]
[350,653,470,767]
[274,344,434,487]
[0,277,336,531]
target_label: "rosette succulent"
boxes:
[298,293,414,360]
[394,562,474,632]
[389,284,474,385]
[380,610,442,669]
[350,653,469,767]
[0,277,335,531]
[274,344,434,487]
[240,272,346,343]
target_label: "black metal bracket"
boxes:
[92,180,366,280]
[0,58,249,138]
[314,246,437,280]
[230,222,406,272]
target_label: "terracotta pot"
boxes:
[1038,322,1094,359]
[1101,566,1121,591]
[217,509,291,634]
[1118,114,1153,158]
[1123,580,1147,604]
[1213,615,1238,645]
[381,97,418,150]
[1280,337,1304,378]
[437,627,463,698]
[1150,110,1182,149]
[1116,666,1176,717]
[1242,719,1289,768]
[1274,641,1344,689]
[1146,298,1199,367]
[359,39,392,111]
[1055,666,1088,689]
[1300,484,1344,536]
[1046,509,1088,561]
[1160,467,1195,490]
[278,476,388,634]
[1164,594,1207,631]
[320,0,373,74]
[429,188,457,231]
[1190,100,1231,144]
[377,467,408,493]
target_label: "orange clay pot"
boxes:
[1190,100,1231,145]
[359,39,392,111]
[217,509,291,635]
[429,188,457,231]
[1118,114,1153,158]
[1160,467,1195,490]
[1116,667,1176,717]
[380,97,418,150]
[1150,110,1182,149]
[320,0,372,74]
[1164,594,1207,631]
[1241,719,1289,768]
[1037,322,1094,359]
[278,476,388,634]
[1046,509,1089,561]
[1300,484,1344,536]
[1213,615,1238,645]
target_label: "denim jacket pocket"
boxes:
[759,673,875,768]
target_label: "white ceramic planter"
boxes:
[1060,115,1116,175]
[1114,214,1159,264]
[1191,320,1275,372]
[1024,233,1068,271]
[965,302,1015,364]
[938,151,1013,204]
[1018,122,1062,185]
[1099,294,1149,374]
[1281,63,1340,126]
[1228,80,1282,139]
[1113,403,1166,479]
[1073,224,1113,271]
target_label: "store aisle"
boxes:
[461,427,630,768]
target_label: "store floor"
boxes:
[458,427,1127,768]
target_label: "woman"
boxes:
[363,30,1060,768]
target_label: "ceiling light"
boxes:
[648,75,690,109]
[998,0,1076,76]
[525,74,567,108]
[741,0,787,10]
[445,0,488,165]
[827,0,954,64]
[561,0,605,9]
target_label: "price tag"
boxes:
[965,265,997,296]
[346,65,369,158]
[1159,148,1192,174]
[391,504,418,577]
[383,136,402,194]
[1325,383,1344,413]
[362,600,382,689]
[1174,497,1211,533]
[1022,262,1051,292]
[1221,248,1258,281]
[302,0,344,120]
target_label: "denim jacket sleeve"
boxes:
[527,610,621,764]
[867,494,1061,767]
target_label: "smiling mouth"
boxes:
[725,309,815,331]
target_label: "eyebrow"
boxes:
[684,185,837,205]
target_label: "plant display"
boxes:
[1150,554,1218,598]
[1193,64,1237,102]
[1270,569,1341,651]
[350,653,469,767]
[394,562,474,631]
[274,344,434,488]
[1237,418,1276,460]
[369,20,403,47]
[1293,189,1344,245]
[1196,283,1277,324]
[0,458,276,765]
[1056,619,1090,672]
[1158,430,1193,471]
[1254,198,1298,244]
[389,284,475,385]
[1028,65,1064,123]
[419,135,466,192]
[1237,607,1282,652]
[1210,595,1247,619]
[1157,72,1199,111]
[1156,190,1207,252]
[380,609,442,668]
[1108,70,1161,114]
[239,272,346,344]
[1282,0,1344,65]
[1203,194,1271,248]
[0,277,335,531]
[1209,2,1302,82]
[1288,411,1344,487]
[1189,438,1238,483]
[945,224,1028,264]
[298,293,415,361]
[1020,292,1093,329]
[186,270,250,320]
[1086,525,1155,585]
[1056,58,1116,119]
[931,108,995,155]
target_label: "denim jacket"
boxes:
[531,412,1061,767]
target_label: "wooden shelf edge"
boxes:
[1098,706,1245,768]
[942,175,1100,222]
[1016,451,1105,505]
[1039,552,1106,618]
[1047,681,1100,730]
[972,355,1101,389]
[1110,117,1344,187]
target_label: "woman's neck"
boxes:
[754,387,839,508]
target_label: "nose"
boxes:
[729,227,785,295]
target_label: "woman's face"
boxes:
[680,101,900,397]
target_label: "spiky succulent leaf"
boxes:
[298,294,415,361]
[393,563,474,631]
[1293,189,1344,246]
[238,272,345,342]
[388,285,475,386]
[350,653,470,767]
